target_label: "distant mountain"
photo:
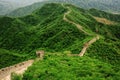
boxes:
[0,0,44,15]
[6,2,46,17]
[0,0,16,15]
[7,0,120,17]
[49,0,120,13]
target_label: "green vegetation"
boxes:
[11,73,22,80]
[0,49,28,68]
[89,8,120,22]
[87,40,120,69]
[21,53,120,80]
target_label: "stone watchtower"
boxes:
[36,50,45,59]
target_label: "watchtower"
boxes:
[36,50,45,59]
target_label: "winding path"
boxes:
[62,4,100,56]
[63,6,91,35]
[79,35,99,56]
[0,60,34,80]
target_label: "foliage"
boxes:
[0,49,28,69]
[89,8,120,22]
[22,53,120,80]
[11,73,22,80]
[87,40,120,69]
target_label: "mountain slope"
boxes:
[0,49,28,69]
[21,53,120,80]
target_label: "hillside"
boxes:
[0,49,28,69]
[21,52,120,80]
[7,0,120,17]
[0,3,120,80]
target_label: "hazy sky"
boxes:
[0,0,45,6]
[0,0,44,3]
